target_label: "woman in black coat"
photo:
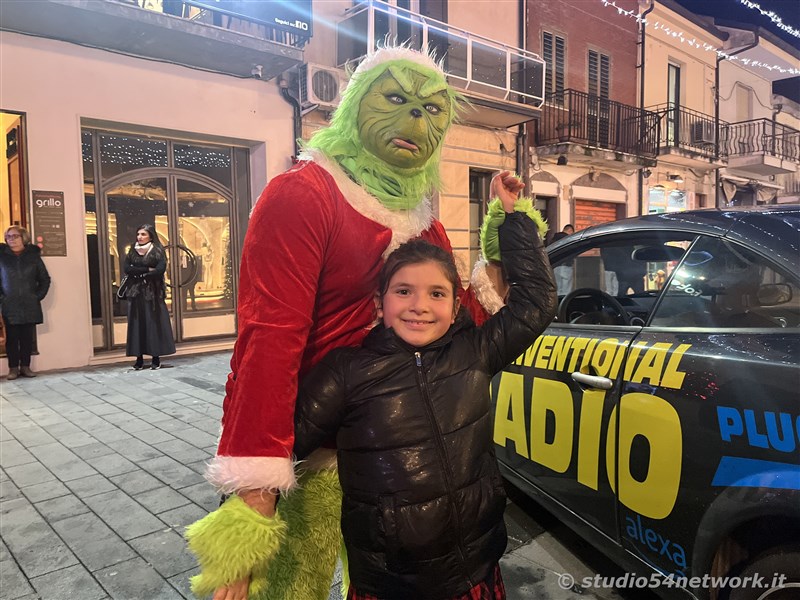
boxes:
[0,226,51,380]
[122,224,175,370]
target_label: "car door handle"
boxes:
[571,372,614,390]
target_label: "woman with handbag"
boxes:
[122,224,175,370]
[0,226,51,379]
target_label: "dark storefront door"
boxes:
[83,130,248,351]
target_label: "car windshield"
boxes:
[550,232,697,325]
[552,234,695,297]
[651,236,800,328]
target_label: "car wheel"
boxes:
[724,545,800,600]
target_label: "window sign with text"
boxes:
[32,190,67,256]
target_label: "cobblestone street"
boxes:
[1,353,618,600]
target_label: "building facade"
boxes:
[1,0,305,373]
[526,0,648,235]
[2,0,795,374]
[639,0,727,214]
[0,0,544,372]
[715,23,799,206]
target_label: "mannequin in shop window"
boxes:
[180,250,199,311]
[201,242,214,289]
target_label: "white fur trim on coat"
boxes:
[205,456,297,495]
[299,149,434,258]
[350,46,445,84]
[471,258,505,316]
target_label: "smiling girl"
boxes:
[289,173,557,600]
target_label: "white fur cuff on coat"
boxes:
[205,456,297,495]
[471,258,505,316]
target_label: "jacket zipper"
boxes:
[413,351,473,587]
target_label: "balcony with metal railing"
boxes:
[336,0,545,128]
[0,0,306,81]
[723,119,799,177]
[649,103,726,168]
[535,89,660,167]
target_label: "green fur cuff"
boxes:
[480,197,548,262]
[262,468,343,600]
[186,494,288,598]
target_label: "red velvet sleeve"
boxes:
[217,167,333,462]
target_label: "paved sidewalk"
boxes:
[1,353,614,600]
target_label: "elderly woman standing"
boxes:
[0,226,51,380]
[123,224,175,370]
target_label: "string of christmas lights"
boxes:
[85,135,231,168]
[738,0,800,39]
[599,0,800,76]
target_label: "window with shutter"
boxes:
[543,31,565,95]
[588,50,611,146]
[588,50,610,98]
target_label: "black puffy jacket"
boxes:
[294,212,557,600]
[0,244,51,325]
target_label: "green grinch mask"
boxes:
[304,51,462,211]
[357,69,451,170]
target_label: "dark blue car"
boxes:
[492,206,800,600]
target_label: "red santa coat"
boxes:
[207,150,491,494]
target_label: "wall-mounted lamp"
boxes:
[651,183,666,191]
[557,155,568,166]
[642,168,652,179]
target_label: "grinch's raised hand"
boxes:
[490,170,525,213]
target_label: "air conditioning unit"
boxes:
[690,121,715,145]
[298,63,347,109]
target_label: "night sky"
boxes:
[670,0,800,50]
[669,0,799,99]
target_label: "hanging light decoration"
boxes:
[738,0,800,39]
[599,0,800,76]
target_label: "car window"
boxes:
[650,236,800,329]
[551,233,696,326]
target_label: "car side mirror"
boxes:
[756,283,792,306]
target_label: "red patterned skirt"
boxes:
[346,563,505,600]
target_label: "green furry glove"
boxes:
[479,196,548,262]
[258,468,343,600]
[186,494,288,598]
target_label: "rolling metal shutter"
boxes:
[575,200,618,231]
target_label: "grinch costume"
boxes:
[186,47,540,600]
